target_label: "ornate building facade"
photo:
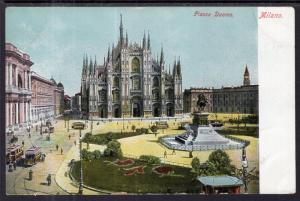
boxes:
[5,43,33,130]
[183,66,258,115]
[31,72,65,123]
[81,16,183,118]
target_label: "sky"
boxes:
[6,7,258,96]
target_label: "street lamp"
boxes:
[73,122,86,195]
[241,147,248,192]
[122,113,125,130]
[90,116,93,134]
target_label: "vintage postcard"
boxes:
[4,7,295,195]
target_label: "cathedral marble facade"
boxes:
[81,16,183,118]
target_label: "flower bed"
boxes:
[124,166,145,176]
[114,159,134,166]
[153,166,173,175]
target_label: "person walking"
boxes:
[68,134,71,140]
[22,140,24,146]
[56,144,59,151]
[74,140,76,146]
[172,148,176,155]
[13,161,17,170]
[164,150,167,158]
[60,148,63,155]
[47,174,51,186]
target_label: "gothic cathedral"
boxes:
[81,15,183,118]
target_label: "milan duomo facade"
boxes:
[81,16,183,118]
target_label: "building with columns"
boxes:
[5,43,33,130]
[183,66,258,115]
[81,15,183,118]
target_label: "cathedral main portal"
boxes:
[132,103,142,117]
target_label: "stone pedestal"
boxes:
[192,112,209,126]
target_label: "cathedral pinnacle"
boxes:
[119,14,124,47]
[147,31,151,50]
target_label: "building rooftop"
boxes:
[196,176,243,187]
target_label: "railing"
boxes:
[158,135,247,151]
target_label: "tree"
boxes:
[104,140,122,157]
[150,125,158,134]
[191,157,201,174]
[131,125,136,133]
[208,149,235,175]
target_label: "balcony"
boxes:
[5,86,31,95]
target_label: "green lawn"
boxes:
[218,124,258,137]
[71,157,201,194]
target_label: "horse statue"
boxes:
[196,93,208,112]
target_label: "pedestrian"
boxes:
[56,144,59,151]
[13,161,17,170]
[29,133,31,138]
[68,134,71,140]
[61,148,63,155]
[164,150,167,158]
[22,140,24,146]
[47,174,51,186]
[172,148,176,155]
[74,140,76,146]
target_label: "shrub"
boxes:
[191,157,201,174]
[92,150,102,159]
[150,125,158,134]
[139,155,160,164]
[104,140,123,157]
[131,125,136,132]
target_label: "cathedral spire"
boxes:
[143,31,146,49]
[177,56,181,76]
[112,43,115,64]
[89,57,93,76]
[94,55,97,75]
[160,45,164,67]
[107,45,110,62]
[119,14,124,48]
[173,57,177,76]
[147,31,151,50]
[125,30,128,47]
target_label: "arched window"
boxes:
[112,91,120,102]
[152,77,159,88]
[152,90,160,100]
[132,77,140,90]
[18,74,23,88]
[131,57,140,73]
[113,77,119,88]
[99,90,106,102]
[165,89,173,100]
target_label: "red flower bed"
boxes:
[114,159,134,166]
[153,166,173,175]
[124,166,145,176]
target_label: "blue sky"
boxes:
[6,7,257,95]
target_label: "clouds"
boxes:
[6,7,258,95]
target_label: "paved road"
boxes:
[6,120,79,195]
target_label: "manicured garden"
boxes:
[71,157,201,193]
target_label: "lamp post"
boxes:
[78,128,83,194]
[90,116,93,134]
[241,147,248,192]
[122,113,125,130]
[73,122,85,195]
